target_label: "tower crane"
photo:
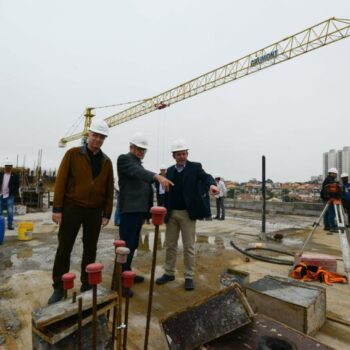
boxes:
[59,17,350,147]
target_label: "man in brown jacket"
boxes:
[48,119,114,304]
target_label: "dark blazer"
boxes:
[117,152,155,214]
[164,161,215,221]
[0,171,20,197]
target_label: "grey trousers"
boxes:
[164,210,196,279]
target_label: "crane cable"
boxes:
[64,113,84,137]
[91,98,149,110]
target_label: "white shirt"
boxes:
[215,180,227,198]
[1,173,11,198]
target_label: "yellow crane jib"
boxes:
[58,17,350,147]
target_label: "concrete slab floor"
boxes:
[0,209,349,349]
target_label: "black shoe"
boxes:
[330,228,338,233]
[219,218,225,221]
[214,217,219,220]
[122,287,134,298]
[80,284,92,292]
[48,288,64,305]
[156,274,175,285]
[323,227,330,231]
[7,226,14,230]
[184,279,194,291]
[134,275,145,283]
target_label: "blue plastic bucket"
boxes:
[0,216,5,244]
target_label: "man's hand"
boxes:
[52,213,62,225]
[209,185,219,195]
[154,174,174,192]
[102,217,109,227]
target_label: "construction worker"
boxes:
[156,139,218,291]
[155,164,167,206]
[320,168,338,232]
[341,173,350,227]
[117,132,173,297]
[214,174,227,220]
[0,157,19,231]
[48,119,114,304]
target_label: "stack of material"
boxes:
[31,287,118,349]
[245,275,326,335]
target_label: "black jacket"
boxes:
[0,171,20,197]
[320,175,337,201]
[117,152,155,214]
[164,161,215,221]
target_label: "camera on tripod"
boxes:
[325,182,342,200]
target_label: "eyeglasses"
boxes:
[135,146,147,152]
[90,133,106,140]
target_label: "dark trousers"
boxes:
[216,197,225,219]
[324,203,336,230]
[157,194,165,207]
[343,202,350,227]
[52,201,102,289]
[119,212,144,272]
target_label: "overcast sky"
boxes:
[1,1,349,182]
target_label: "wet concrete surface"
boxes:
[0,208,349,349]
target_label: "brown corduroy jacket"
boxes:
[53,146,114,218]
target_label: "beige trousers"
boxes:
[164,210,196,279]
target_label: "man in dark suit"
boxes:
[0,158,20,230]
[156,139,218,291]
[117,132,173,296]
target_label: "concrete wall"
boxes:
[221,199,323,217]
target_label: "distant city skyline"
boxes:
[323,146,350,178]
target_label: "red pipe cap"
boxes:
[62,272,76,290]
[150,206,167,215]
[62,272,76,282]
[86,262,104,273]
[150,206,167,225]
[122,271,136,288]
[113,240,126,248]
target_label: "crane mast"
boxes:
[59,17,350,147]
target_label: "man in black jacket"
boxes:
[117,132,172,296]
[0,158,19,230]
[320,168,338,232]
[156,139,218,291]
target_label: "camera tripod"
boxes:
[293,198,350,289]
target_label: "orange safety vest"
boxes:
[290,263,348,285]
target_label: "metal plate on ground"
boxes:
[204,314,334,349]
[160,284,254,350]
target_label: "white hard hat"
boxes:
[171,139,189,152]
[3,157,13,166]
[89,119,109,137]
[341,173,349,178]
[328,168,338,175]
[130,132,148,149]
[159,164,167,170]
[214,173,221,179]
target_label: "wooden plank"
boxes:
[160,284,254,350]
[204,314,335,350]
[32,299,117,345]
[32,287,118,329]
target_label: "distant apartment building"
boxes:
[323,146,350,178]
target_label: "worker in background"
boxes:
[48,119,114,304]
[214,174,227,220]
[0,157,19,231]
[341,173,350,227]
[156,139,218,291]
[155,164,167,206]
[117,132,173,297]
[320,168,338,232]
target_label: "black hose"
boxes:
[230,240,294,266]
[245,247,295,257]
